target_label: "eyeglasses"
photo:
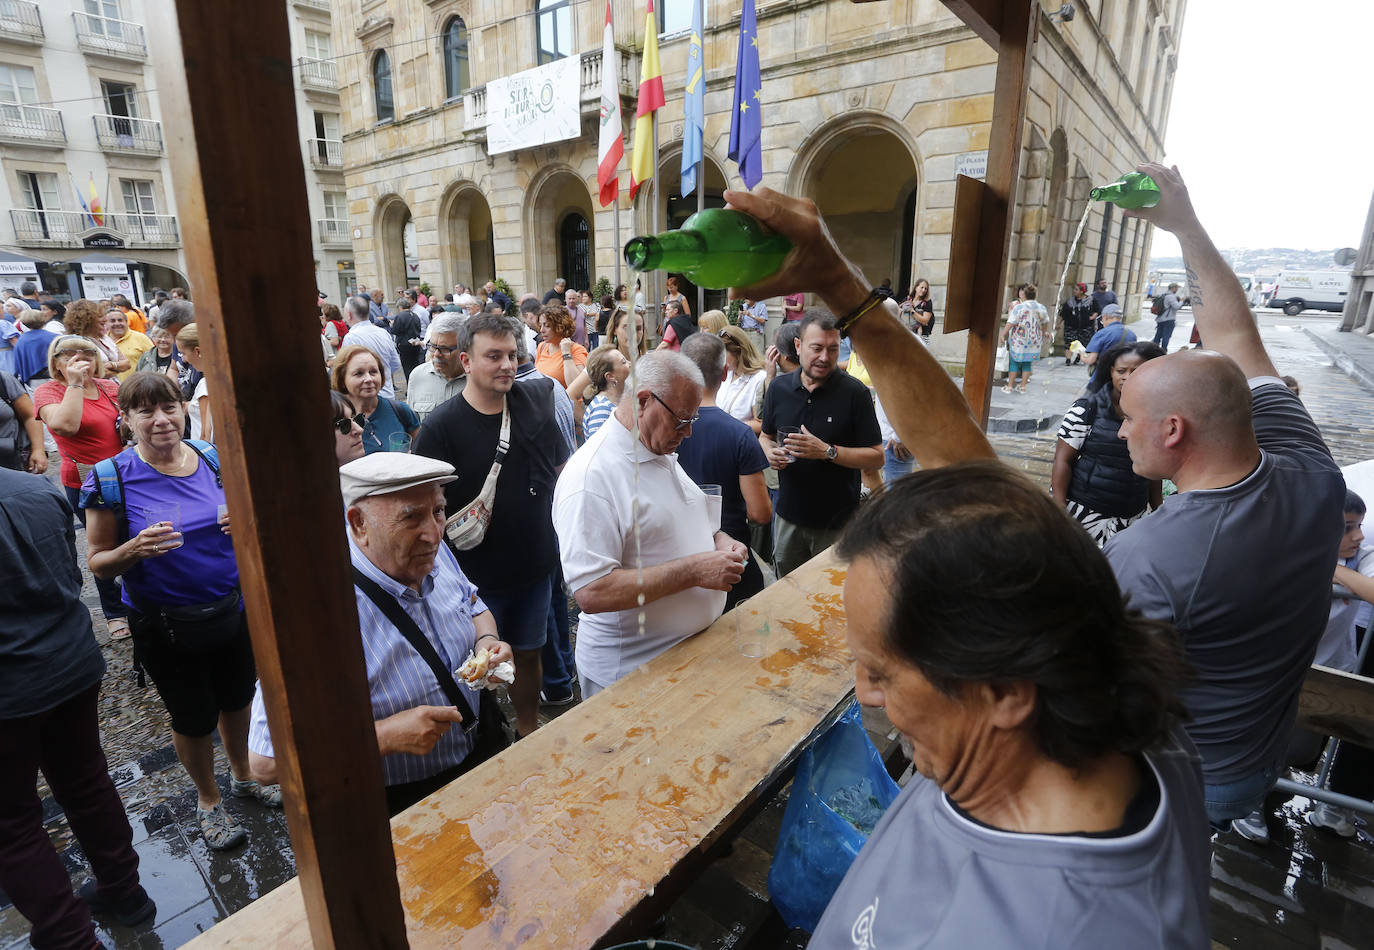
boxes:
[425,343,459,356]
[649,391,698,431]
[332,413,365,436]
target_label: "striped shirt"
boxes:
[582,393,615,440]
[248,534,488,786]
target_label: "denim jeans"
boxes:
[882,444,915,484]
[64,486,128,622]
[540,568,574,698]
[1151,320,1176,351]
[1204,753,1285,831]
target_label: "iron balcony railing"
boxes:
[0,0,44,43]
[0,103,64,145]
[307,137,343,167]
[298,57,338,89]
[92,113,163,153]
[72,11,147,59]
[317,218,350,245]
[9,209,179,247]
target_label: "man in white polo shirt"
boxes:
[553,351,749,697]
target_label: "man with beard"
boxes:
[1058,282,1094,363]
[760,310,882,578]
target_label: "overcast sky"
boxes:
[1148,1,1373,258]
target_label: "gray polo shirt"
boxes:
[1105,380,1345,785]
[809,731,1211,949]
[406,361,465,421]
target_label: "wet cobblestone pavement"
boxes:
[3,309,1372,949]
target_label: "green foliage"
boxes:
[592,276,613,304]
[493,277,518,318]
[726,298,743,325]
[418,282,431,297]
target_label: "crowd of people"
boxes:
[2,165,1372,950]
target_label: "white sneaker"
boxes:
[1307,803,1357,838]
[1231,810,1269,843]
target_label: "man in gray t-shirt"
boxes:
[1104,165,1345,830]
[1151,282,1183,350]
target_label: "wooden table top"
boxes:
[185,551,856,949]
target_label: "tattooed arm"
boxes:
[1126,163,1277,379]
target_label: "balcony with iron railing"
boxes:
[462,48,637,135]
[317,218,350,246]
[298,57,338,91]
[0,0,44,44]
[9,209,179,248]
[0,104,65,147]
[307,137,343,168]
[93,114,163,154]
[72,11,147,60]
[292,0,331,11]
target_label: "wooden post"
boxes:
[156,3,408,947]
[951,0,1036,427]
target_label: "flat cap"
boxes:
[1100,303,1123,318]
[339,453,456,507]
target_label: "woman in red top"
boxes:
[33,334,131,637]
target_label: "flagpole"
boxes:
[651,117,661,339]
[613,198,622,291]
[696,173,704,316]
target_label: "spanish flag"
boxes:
[88,173,105,227]
[628,0,664,199]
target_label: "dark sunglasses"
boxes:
[332,413,365,436]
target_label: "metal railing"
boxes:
[9,209,179,247]
[72,11,147,58]
[307,137,343,168]
[292,0,331,10]
[0,0,43,42]
[92,113,163,153]
[298,57,338,89]
[0,103,64,144]
[317,218,350,245]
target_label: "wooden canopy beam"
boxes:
[156,2,408,947]
[944,0,1038,427]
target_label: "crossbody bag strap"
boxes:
[351,566,478,735]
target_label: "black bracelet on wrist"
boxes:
[835,289,886,339]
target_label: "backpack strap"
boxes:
[93,456,129,543]
[184,439,222,488]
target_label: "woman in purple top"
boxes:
[81,372,279,852]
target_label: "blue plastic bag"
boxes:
[767,701,902,932]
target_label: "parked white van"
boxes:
[1267,270,1350,316]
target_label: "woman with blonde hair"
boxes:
[697,309,728,335]
[716,325,767,434]
[64,298,128,378]
[579,344,631,440]
[175,323,214,442]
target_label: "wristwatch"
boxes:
[824,443,838,461]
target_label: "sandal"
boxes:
[1000,385,1012,393]
[107,618,132,641]
[232,777,283,808]
[196,802,248,851]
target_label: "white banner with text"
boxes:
[486,57,582,156]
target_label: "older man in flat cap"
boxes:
[248,454,513,815]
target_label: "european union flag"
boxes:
[728,0,762,189]
[681,0,705,196]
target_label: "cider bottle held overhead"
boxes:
[1089,171,1160,210]
[623,208,792,289]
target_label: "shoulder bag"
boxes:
[444,398,509,550]
[352,567,511,766]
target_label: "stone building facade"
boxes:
[332,0,1184,358]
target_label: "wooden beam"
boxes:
[941,0,1005,50]
[1298,665,1374,750]
[941,174,987,335]
[156,3,408,947]
[960,0,1036,428]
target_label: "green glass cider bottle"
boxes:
[623,208,792,289]
[1089,171,1160,209]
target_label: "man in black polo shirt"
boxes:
[412,313,569,737]
[760,310,882,577]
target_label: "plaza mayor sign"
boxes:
[486,56,581,156]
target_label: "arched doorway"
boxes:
[375,195,412,295]
[644,150,730,313]
[791,116,919,299]
[440,184,495,289]
[525,166,595,297]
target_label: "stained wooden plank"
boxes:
[154,3,408,947]
[184,553,856,949]
[942,174,988,335]
[960,0,1036,428]
[941,0,1005,49]
[1298,665,1374,750]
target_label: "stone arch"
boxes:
[789,111,922,299]
[374,193,413,294]
[524,163,596,297]
[631,144,732,312]
[438,180,495,291]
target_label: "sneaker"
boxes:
[540,688,576,707]
[1232,810,1269,844]
[1307,802,1357,838]
[77,878,156,927]
[231,777,283,808]
[196,802,248,851]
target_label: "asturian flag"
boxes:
[680,0,704,196]
[596,0,624,207]
[628,0,665,199]
[728,0,763,188]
